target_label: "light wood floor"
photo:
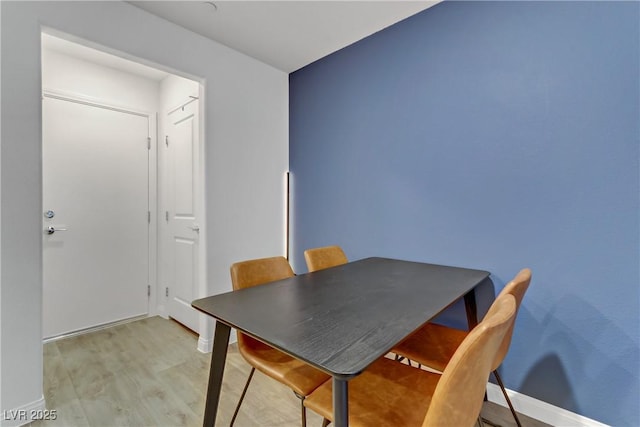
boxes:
[32,316,550,427]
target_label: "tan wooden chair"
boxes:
[393,268,532,427]
[229,256,331,427]
[304,293,518,427]
[303,245,348,272]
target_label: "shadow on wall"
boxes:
[519,354,578,413]
[515,294,639,425]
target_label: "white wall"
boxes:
[0,1,288,420]
[160,75,198,112]
[42,48,161,112]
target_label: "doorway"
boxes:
[41,33,205,340]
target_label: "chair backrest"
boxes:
[230,256,295,291]
[230,256,295,349]
[492,268,531,370]
[422,294,517,427]
[304,245,348,272]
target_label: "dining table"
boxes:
[192,256,490,427]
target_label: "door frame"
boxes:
[41,87,158,335]
[40,45,209,351]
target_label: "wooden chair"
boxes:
[304,293,518,427]
[229,256,331,427]
[303,245,348,272]
[393,268,532,427]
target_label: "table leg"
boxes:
[203,321,231,427]
[463,288,479,330]
[333,377,349,427]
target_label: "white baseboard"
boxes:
[197,335,213,353]
[42,314,148,344]
[156,304,169,320]
[486,382,608,427]
[1,396,46,427]
[197,327,239,354]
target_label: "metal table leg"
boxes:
[464,287,479,330]
[203,321,231,427]
[333,377,349,427]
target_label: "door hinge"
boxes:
[147,285,151,297]
[147,136,151,150]
[165,135,169,147]
[148,211,151,223]
[165,211,169,222]
[165,287,169,297]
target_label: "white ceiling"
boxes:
[129,1,439,72]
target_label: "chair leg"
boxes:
[230,367,255,426]
[322,418,331,427]
[294,392,307,427]
[492,370,522,427]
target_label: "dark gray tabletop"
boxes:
[192,257,489,379]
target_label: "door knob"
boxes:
[189,224,200,232]
[45,226,68,235]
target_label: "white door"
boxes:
[42,94,150,339]
[166,100,201,332]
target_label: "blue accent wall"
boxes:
[289,1,639,425]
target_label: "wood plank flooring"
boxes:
[31,316,550,427]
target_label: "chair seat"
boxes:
[239,336,331,396]
[393,323,467,372]
[304,357,440,427]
